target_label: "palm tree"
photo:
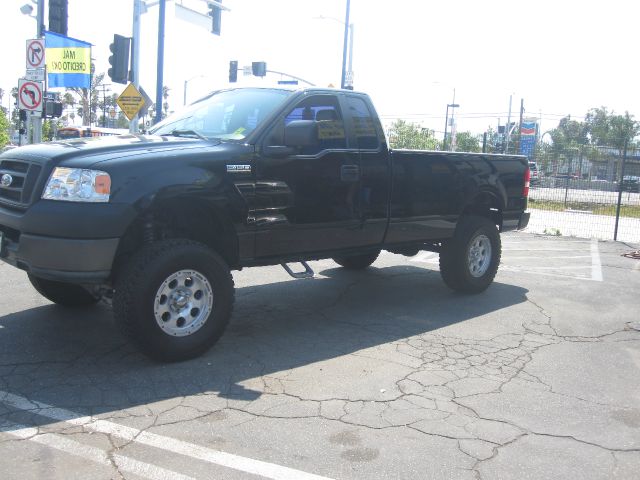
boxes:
[68,72,104,126]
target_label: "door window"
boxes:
[284,95,347,154]
[346,96,380,150]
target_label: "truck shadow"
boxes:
[0,264,528,423]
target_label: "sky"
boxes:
[0,0,638,138]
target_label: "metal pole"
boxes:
[504,94,512,153]
[155,0,166,125]
[564,154,571,208]
[340,0,351,89]
[32,0,45,144]
[348,24,354,72]
[347,23,354,88]
[183,80,187,106]
[89,62,93,127]
[450,89,456,152]
[613,140,628,241]
[131,0,142,133]
[443,104,450,151]
[516,98,524,155]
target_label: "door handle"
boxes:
[340,164,360,182]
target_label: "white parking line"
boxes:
[505,255,592,260]
[408,239,603,282]
[591,238,603,281]
[3,422,196,480]
[0,391,334,480]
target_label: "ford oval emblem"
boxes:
[0,174,13,188]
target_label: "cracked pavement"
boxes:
[0,233,639,479]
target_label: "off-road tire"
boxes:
[113,240,234,362]
[28,275,99,307]
[439,216,501,294]
[333,250,380,270]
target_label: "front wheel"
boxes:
[439,216,501,293]
[28,275,99,307]
[113,240,234,362]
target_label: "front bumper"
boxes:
[0,232,118,283]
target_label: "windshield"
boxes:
[149,89,291,141]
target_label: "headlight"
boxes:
[42,167,111,202]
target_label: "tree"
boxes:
[67,72,105,126]
[387,120,441,150]
[10,87,20,132]
[585,107,639,149]
[549,116,589,152]
[42,119,64,142]
[0,108,10,147]
[455,131,481,153]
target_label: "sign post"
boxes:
[25,38,46,144]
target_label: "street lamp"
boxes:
[183,75,204,105]
[443,103,459,151]
[314,1,354,89]
[20,4,35,17]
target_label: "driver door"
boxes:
[254,94,366,257]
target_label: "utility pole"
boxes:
[516,98,524,155]
[504,94,513,154]
[340,0,351,89]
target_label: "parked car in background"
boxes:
[528,161,540,185]
[619,175,640,193]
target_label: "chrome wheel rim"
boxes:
[467,234,492,278]
[153,270,213,337]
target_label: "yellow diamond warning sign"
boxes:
[116,83,146,121]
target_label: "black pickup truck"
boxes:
[0,87,530,361]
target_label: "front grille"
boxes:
[0,159,43,209]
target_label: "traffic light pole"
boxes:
[130,0,142,133]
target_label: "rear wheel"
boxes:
[439,216,501,293]
[28,275,99,307]
[113,240,234,362]
[333,250,380,270]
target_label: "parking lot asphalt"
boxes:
[0,232,639,479]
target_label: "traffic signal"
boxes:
[48,0,68,36]
[252,61,267,77]
[108,34,131,85]
[229,60,238,83]
[44,100,63,118]
[208,1,222,35]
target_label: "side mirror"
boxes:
[284,120,318,147]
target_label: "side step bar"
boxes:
[281,261,314,279]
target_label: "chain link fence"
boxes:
[526,145,640,243]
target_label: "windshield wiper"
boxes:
[166,129,208,141]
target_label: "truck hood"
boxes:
[1,134,220,169]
